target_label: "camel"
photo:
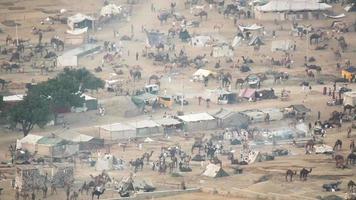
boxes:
[91,188,105,200]
[300,168,312,181]
[309,33,323,44]
[194,10,208,20]
[334,154,345,168]
[338,36,348,52]
[129,158,144,172]
[129,69,141,81]
[157,12,171,24]
[191,141,204,153]
[305,70,315,78]
[344,104,354,114]
[213,24,223,32]
[347,153,356,165]
[331,48,342,60]
[223,4,238,17]
[142,151,154,163]
[348,180,356,192]
[333,139,342,150]
[304,63,322,72]
[286,169,297,182]
[50,37,64,51]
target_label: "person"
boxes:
[32,192,36,200]
[181,180,186,190]
[198,96,202,105]
[347,127,352,138]
[206,98,210,108]
[135,52,139,61]
[317,111,321,120]
[15,188,20,200]
[350,140,355,151]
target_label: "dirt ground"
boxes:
[0,0,356,199]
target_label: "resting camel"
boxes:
[194,11,208,20]
[347,153,356,165]
[285,169,297,182]
[300,168,312,181]
[334,154,346,168]
[348,180,356,192]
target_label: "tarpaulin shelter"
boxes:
[241,109,266,123]
[204,89,237,104]
[239,88,256,99]
[177,112,217,131]
[248,36,264,46]
[202,164,229,178]
[98,123,136,140]
[213,109,249,129]
[131,93,158,108]
[67,13,94,30]
[255,0,332,20]
[80,94,98,110]
[212,43,233,57]
[146,31,166,48]
[54,130,103,151]
[179,29,191,42]
[155,117,182,134]
[238,24,264,32]
[36,137,78,158]
[57,44,101,67]
[341,66,356,81]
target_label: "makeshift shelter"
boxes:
[190,35,211,47]
[179,29,191,42]
[36,137,78,158]
[341,66,356,81]
[95,154,114,171]
[238,24,264,32]
[343,92,356,106]
[2,94,24,109]
[204,89,237,104]
[57,44,101,67]
[212,43,233,57]
[131,93,158,108]
[154,117,182,134]
[177,112,217,131]
[81,94,98,110]
[284,104,311,119]
[255,0,332,20]
[213,109,249,129]
[202,164,229,178]
[239,88,256,99]
[17,134,43,152]
[146,31,166,48]
[241,109,266,123]
[100,4,122,16]
[260,108,284,121]
[98,123,136,140]
[129,120,162,137]
[192,69,216,81]
[255,89,277,100]
[67,13,94,30]
[271,40,293,52]
[54,130,103,151]
[232,36,243,47]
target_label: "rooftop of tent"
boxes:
[256,0,332,12]
[98,123,135,132]
[128,120,160,128]
[177,112,215,122]
[54,130,94,143]
[19,134,44,144]
[36,137,68,146]
[154,117,182,126]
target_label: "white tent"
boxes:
[144,137,154,143]
[100,4,122,16]
[232,36,242,47]
[256,0,332,12]
[315,144,333,154]
[67,13,94,30]
[238,24,264,32]
[190,35,211,47]
[192,69,215,81]
[95,154,114,171]
[271,40,293,52]
[98,123,136,140]
[17,134,44,151]
[3,94,24,102]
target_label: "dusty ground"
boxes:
[0,0,355,199]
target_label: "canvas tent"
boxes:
[17,134,43,152]
[213,109,249,129]
[238,24,264,32]
[100,4,122,16]
[202,164,229,178]
[248,36,264,46]
[36,137,78,158]
[241,109,266,123]
[129,120,161,137]
[67,13,94,30]
[54,130,103,151]
[239,88,256,99]
[177,112,217,131]
[57,44,101,67]
[271,40,293,52]
[98,123,136,140]
[95,154,114,171]
[192,69,215,81]
[81,94,98,110]
[65,27,87,45]
[255,0,332,20]
[212,43,233,57]
[204,89,237,104]
[343,92,356,106]
[155,117,182,134]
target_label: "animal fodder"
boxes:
[1,20,20,27]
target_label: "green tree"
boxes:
[8,94,52,136]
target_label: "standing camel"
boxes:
[333,139,342,150]
[194,11,208,20]
[286,169,297,182]
[300,168,312,181]
[305,139,315,153]
[334,154,345,168]
[91,188,105,200]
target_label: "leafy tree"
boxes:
[8,94,51,136]
[58,67,104,92]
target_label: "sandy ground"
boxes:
[0,0,356,199]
